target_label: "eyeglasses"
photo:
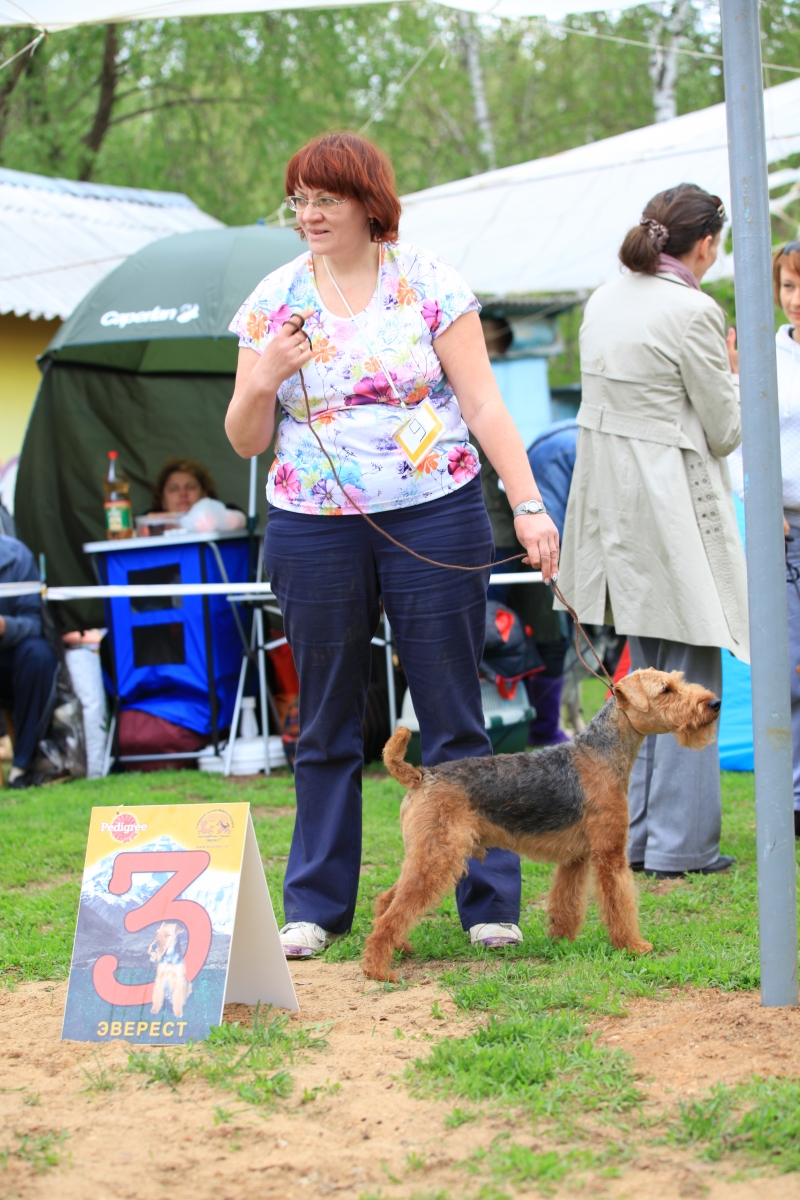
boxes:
[782,242,800,255]
[283,195,348,212]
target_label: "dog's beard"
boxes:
[674,717,719,750]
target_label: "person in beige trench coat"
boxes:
[557,183,747,878]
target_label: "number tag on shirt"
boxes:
[394,400,445,465]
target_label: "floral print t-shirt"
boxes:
[228,242,482,515]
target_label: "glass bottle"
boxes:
[103,451,133,540]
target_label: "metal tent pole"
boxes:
[248,455,258,533]
[721,0,799,1006]
[255,541,272,777]
[384,611,397,733]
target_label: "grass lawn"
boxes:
[2,680,799,1194]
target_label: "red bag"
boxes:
[607,639,631,698]
[117,709,207,772]
[269,635,300,695]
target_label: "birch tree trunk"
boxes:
[458,10,497,172]
[648,0,693,123]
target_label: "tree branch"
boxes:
[0,28,37,156]
[106,94,249,128]
[79,24,118,181]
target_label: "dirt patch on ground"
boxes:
[1,969,799,1200]
[593,987,800,1103]
[4,874,78,895]
[250,806,297,820]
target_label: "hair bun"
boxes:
[639,217,669,251]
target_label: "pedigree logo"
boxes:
[102,812,147,843]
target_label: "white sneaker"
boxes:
[279,922,334,959]
[469,922,523,948]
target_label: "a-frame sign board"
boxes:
[62,803,297,1044]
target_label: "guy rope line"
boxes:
[0,29,44,74]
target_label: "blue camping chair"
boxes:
[87,532,249,770]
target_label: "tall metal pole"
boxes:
[248,454,258,534]
[720,0,799,1006]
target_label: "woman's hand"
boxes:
[257,310,313,391]
[727,327,739,373]
[514,512,560,583]
[226,310,313,457]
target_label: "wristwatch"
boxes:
[512,499,548,518]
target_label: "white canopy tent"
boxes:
[0,0,636,27]
[400,75,800,296]
[4,1,797,303]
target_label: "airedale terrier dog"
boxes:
[362,668,720,981]
[148,922,192,1018]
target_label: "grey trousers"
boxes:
[785,516,800,812]
[627,636,723,872]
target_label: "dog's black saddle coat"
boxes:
[426,700,623,839]
[430,742,585,837]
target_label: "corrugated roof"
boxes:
[477,294,581,319]
[0,167,222,322]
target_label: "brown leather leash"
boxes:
[287,316,614,691]
[296,363,525,572]
[550,579,616,693]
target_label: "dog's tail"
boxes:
[383,726,424,788]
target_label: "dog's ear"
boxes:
[615,672,650,713]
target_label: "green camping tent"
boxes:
[16,225,301,626]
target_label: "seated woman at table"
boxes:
[151,457,218,514]
[137,456,227,537]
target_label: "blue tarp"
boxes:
[492,359,552,449]
[720,651,753,770]
[718,495,753,770]
[98,535,248,735]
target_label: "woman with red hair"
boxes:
[226,132,559,960]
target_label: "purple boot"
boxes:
[525,675,571,747]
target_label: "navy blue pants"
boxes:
[0,636,57,769]
[264,476,522,935]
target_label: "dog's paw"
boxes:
[361,963,398,983]
[547,924,578,943]
[628,939,654,954]
[398,940,414,957]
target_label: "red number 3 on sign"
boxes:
[92,851,212,1008]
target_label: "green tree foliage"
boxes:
[0,0,771,223]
